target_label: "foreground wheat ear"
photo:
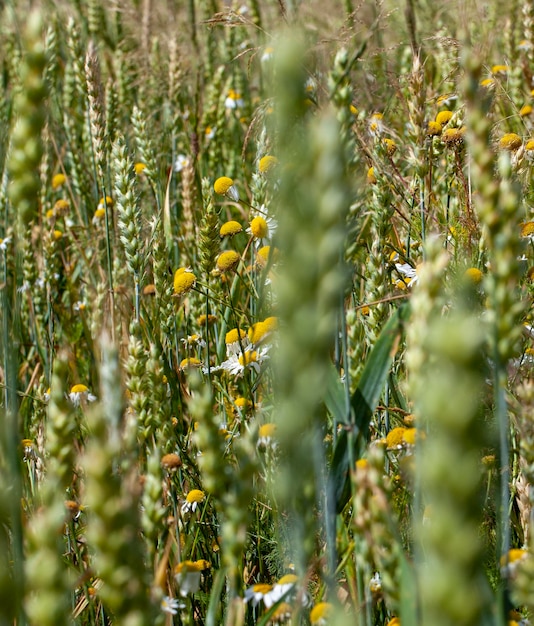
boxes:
[1,0,534,625]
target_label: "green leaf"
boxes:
[206,568,226,626]
[330,304,407,513]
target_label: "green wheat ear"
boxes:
[8,11,47,228]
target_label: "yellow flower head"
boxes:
[350,104,359,116]
[54,199,70,215]
[442,126,466,145]
[367,166,377,184]
[491,64,510,75]
[234,397,252,410]
[256,245,277,267]
[174,268,196,296]
[70,384,89,394]
[52,173,66,189]
[387,618,400,626]
[480,77,495,88]
[402,428,418,445]
[435,110,453,126]
[53,230,63,241]
[185,489,205,504]
[179,357,202,371]
[259,423,277,440]
[310,602,334,625]
[386,427,406,449]
[98,196,113,209]
[134,162,146,175]
[93,207,106,221]
[250,216,269,239]
[214,176,239,202]
[259,155,278,173]
[175,559,210,574]
[464,267,483,283]
[225,328,247,345]
[383,138,397,156]
[521,221,534,237]
[220,220,243,237]
[216,250,241,272]
[238,350,259,367]
[426,120,442,136]
[520,104,533,117]
[526,139,534,151]
[499,133,522,151]
[197,313,217,326]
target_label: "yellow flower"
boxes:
[214,176,239,202]
[249,216,268,239]
[256,245,276,267]
[492,64,510,74]
[442,126,466,145]
[520,104,533,117]
[179,357,202,371]
[480,77,495,88]
[402,428,418,445]
[98,195,113,209]
[220,220,243,237]
[464,267,483,283]
[181,489,205,513]
[521,221,534,237]
[234,397,251,410]
[387,618,400,626]
[134,162,146,175]
[526,139,534,151]
[383,138,396,156]
[216,250,241,272]
[174,268,196,296]
[427,119,443,136]
[259,155,278,173]
[499,133,522,150]
[53,230,63,241]
[225,328,249,355]
[52,173,66,189]
[197,313,217,326]
[93,207,106,223]
[258,423,277,447]
[54,199,70,215]
[435,110,453,126]
[386,427,406,449]
[350,104,359,115]
[367,166,377,184]
[310,602,334,625]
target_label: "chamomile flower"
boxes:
[180,334,206,349]
[174,560,210,596]
[244,583,273,607]
[369,572,382,594]
[225,328,249,355]
[216,250,241,272]
[173,154,189,173]
[310,602,334,625]
[179,357,203,372]
[214,176,240,202]
[225,89,244,110]
[257,422,277,448]
[500,133,522,151]
[52,173,66,189]
[258,155,278,174]
[264,574,310,609]
[217,346,269,377]
[174,267,196,296]
[160,595,183,614]
[220,220,243,237]
[395,262,419,286]
[261,46,274,63]
[205,125,216,141]
[369,112,385,136]
[181,489,206,514]
[68,384,97,407]
[134,162,146,175]
[0,236,12,252]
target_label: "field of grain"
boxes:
[1,1,534,625]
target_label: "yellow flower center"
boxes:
[225,328,247,344]
[220,221,243,237]
[216,250,241,272]
[499,133,522,151]
[238,351,258,367]
[258,155,278,173]
[250,216,269,239]
[214,176,235,195]
[52,173,66,189]
[174,269,196,295]
[185,489,205,504]
[259,423,276,439]
[70,384,89,394]
[435,110,453,126]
